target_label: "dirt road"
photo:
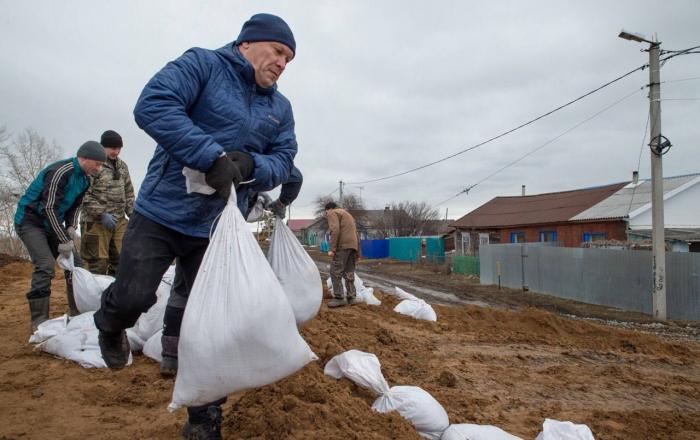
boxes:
[2,256,700,439]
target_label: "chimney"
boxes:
[521,185,526,196]
[632,171,639,184]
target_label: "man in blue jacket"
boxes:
[15,141,106,330]
[92,13,298,439]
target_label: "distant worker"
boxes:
[80,130,134,275]
[324,201,360,307]
[15,141,106,329]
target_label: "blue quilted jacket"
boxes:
[133,42,297,237]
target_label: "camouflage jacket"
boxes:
[81,157,135,222]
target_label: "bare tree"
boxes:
[0,127,63,256]
[372,201,440,237]
[312,194,365,219]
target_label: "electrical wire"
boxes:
[434,87,643,207]
[626,109,651,217]
[345,63,649,185]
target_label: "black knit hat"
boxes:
[237,13,296,56]
[77,141,107,161]
[100,130,123,148]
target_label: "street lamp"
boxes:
[618,29,666,320]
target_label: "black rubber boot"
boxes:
[182,406,223,440]
[98,330,130,369]
[160,334,179,377]
[327,297,347,308]
[28,296,50,332]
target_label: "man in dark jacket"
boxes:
[92,13,298,439]
[15,141,106,330]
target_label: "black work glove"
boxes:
[205,155,241,200]
[227,151,255,182]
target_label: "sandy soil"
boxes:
[1,257,700,439]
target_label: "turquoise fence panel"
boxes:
[389,237,421,261]
[425,237,445,263]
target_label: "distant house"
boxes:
[286,219,315,243]
[450,173,700,253]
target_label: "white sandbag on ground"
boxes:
[441,423,522,440]
[393,286,417,300]
[131,277,172,343]
[324,350,449,439]
[268,218,322,326]
[394,298,437,322]
[324,350,390,395]
[326,276,381,305]
[373,385,450,439]
[535,419,595,440]
[28,315,68,344]
[33,311,132,369]
[57,254,114,313]
[170,187,316,410]
[143,329,163,363]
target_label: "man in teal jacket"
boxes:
[15,141,106,330]
[93,13,298,439]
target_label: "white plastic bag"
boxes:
[143,329,163,363]
[324,350,390,395]
[57,254,114,313]
[28,315,68,344]
[268,218,322,326]
[131,276,172,342]
[393,286,417,301]
[170,186,316,410]
[394,298,437,321]
[326,275,381,305]
[34,311,133,369]
[373,385,450,439]
[535,419,595,440]
[246,194,267,222]
[441,424,522,440]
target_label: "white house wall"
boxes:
[630,180,700,229]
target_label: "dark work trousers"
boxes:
[16,221,83,301]
[330,248,357,299]
[91,212,225,422]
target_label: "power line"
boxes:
[346,62,649,185]
[434,87,643,207]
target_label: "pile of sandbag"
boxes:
[325,350,595,439]
[391,287,437,321]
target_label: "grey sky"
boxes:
[1,0,698,220]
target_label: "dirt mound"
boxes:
[1,267,699,439]
[0,252,26,268]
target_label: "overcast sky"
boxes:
[1,0,698,220]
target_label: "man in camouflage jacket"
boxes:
[80,130,134,275]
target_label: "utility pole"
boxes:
[338,180,344,206]
[648,39,666,320]
[619,29,667,320]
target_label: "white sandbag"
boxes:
[535,419,595,440]
[324,350,390,395]
[131,279,172,342]
[326,276,381,305]
[29,315,68,344]
[441,423,522,440]
[35,311,132,369]
[143,329,163,363]
[394,298,437,322]
[372,385,450,439]
[57,254,114,313]
[268,218,322,326]
[126,328,146,352]
[170,186,316,410]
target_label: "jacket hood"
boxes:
[216,42,277,96]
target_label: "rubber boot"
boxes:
[65,271,79,316]
[98,330,130,369]
[28,296,50,332]
[161,334,179,378]
[182,406,223,440]
[347,296,363,305]
[327,297,347,308]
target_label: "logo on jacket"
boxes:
[267,114,280,125]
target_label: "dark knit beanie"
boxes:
[237,13,296,56]
[100,130,123,148]
[77,141,107,161]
